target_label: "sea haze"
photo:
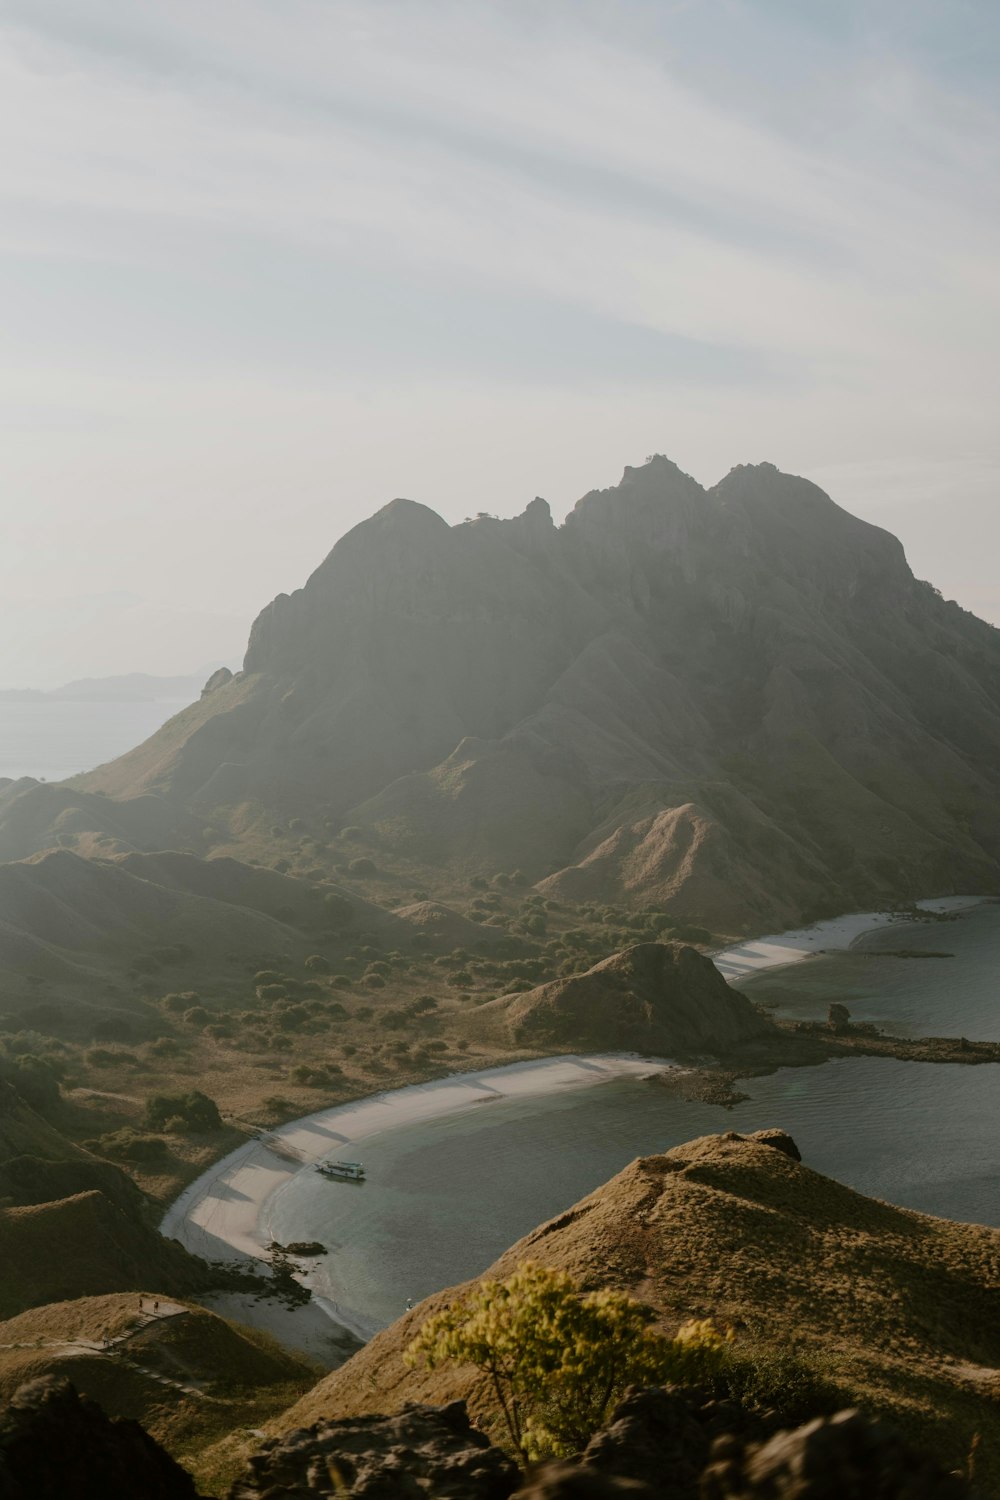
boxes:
[267,904,1000,1337]
[0,699,191,782]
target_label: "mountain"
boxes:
[279,1129,1000,1490]
[4,457,1000,932]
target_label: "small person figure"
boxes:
[405,1297,413,1312]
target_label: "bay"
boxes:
[268,904,1000,1337]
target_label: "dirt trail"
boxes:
[0,1300,208,1400]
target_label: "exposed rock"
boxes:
[513,1466,655,1497]
[0,1376,204,1499]
[228,1400,520,1499]
[201,666,234,695]
[699,1408,972,1498]
[747,1129,801,1162]
[469,943,773,1054]
[581,1386,707,1495]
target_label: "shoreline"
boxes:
[160,1052,677,1361]
[711,895,986,984]
[161,894,992,1361]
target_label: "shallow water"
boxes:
[0,699,190,781]
[743,900,1000,1040]
[268,906,1000,1336]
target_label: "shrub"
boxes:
[161,993,188,1014]
[348,857,377,877]
[182,1006,210,1026]
[145,1090,222,1133]
[406,1262,728,1460]
[148,1037,179,1057]
[364,974,386,990]
[0,1054,63,1113]
[96,1128,168,1163]
[305,954,331,973]
[257,984,288,1002]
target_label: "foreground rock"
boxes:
[0,1376,204,1499]
[229,1400,519,1498]
[699,1409,972,1499]
[0,1378,976,1498]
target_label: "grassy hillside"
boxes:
[278,1131,1000,1490]
[0,1293,319,1490]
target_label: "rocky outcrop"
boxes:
[699,1408,972,1499]
[0,1377,975,1500]
[469,943,773,1054]
[202,666,234,696]
[228,1399,519,1499]
[0,1377,204,1499]
[746,1129,801,1162]
[508,1400,974,1499]
[578,1386,708,1495]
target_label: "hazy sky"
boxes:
[1,0,998,686]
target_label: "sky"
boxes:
[1,0,998,686]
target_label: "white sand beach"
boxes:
[161,1052,676,1361]
[712,895,985,983]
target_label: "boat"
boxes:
[315,1159,366,1181]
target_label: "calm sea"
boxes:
[268,903,1000,1336]
[0,699,190,782]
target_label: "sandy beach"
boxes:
[160,1052,675,1361]
[161,896,990,1361]
[712,896,985,983]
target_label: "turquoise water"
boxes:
[268,904,1000,1336]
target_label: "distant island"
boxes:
[0,669,228,704]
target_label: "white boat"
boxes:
[315,1159,366,1181]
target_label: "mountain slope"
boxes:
[0,848,412,1013]
[6,456,1000,932]
[278,1130,1000,1487]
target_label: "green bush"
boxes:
[145,1090,222,1134]
[348,856,377,877]
[305,954,331,973]
[95,1128,168,1163]
[407,1263,728,1460]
